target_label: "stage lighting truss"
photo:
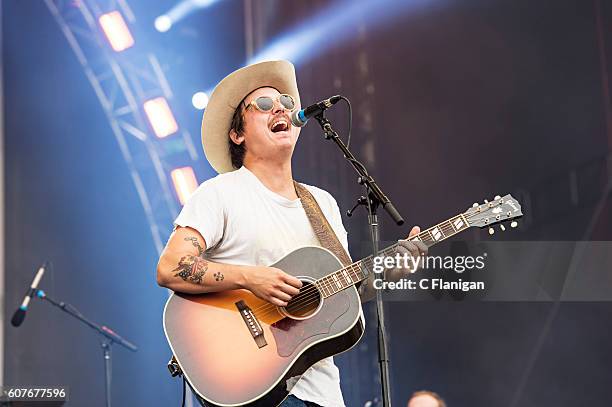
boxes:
[44,0,201,254]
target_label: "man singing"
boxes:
[157,60,426,407]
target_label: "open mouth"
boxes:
[270,119,290,133]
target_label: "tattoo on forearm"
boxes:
[172,255,208,284]
[184,236,205,257]
[213,272,224,282]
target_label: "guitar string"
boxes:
[251,214,482,319]
[270,207,516,318]
[254,237,450,319]
[253,213,510,320]
[253,228,452,320]
[249,212,474,317]
[251,263,365,319]
[249,236,407,317]
[250,208,506,319]
[249,210,491,319]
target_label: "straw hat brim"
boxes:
[201,60,300,174]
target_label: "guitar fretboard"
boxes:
[314,213,470,298]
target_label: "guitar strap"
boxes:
[294,182,352,267]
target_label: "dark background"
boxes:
[4,0,612,406]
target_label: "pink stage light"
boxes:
[171,167,198,205]
[99,11,134,52]
[143,97,179,138]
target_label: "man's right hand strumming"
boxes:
[242,266,302,307]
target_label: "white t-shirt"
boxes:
[174,166,351,407]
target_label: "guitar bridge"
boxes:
[235,300,267,348]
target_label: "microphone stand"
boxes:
[314,113,403,407]
[34,290,138,407]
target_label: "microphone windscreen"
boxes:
[291,110,306,127]
[11,308,26,327]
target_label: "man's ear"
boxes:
[229,129,244,145]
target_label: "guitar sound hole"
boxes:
[283,281,322,320]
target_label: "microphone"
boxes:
[11,262,47,327]
[291,95,342,127]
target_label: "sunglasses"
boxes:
[245,94,296,113]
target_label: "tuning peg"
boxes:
[472,203,478,207]
[484,199,489,204]
[510,221,518,228]
[500,224,506,231]
[494,195,501,200]
[488,227,495,235]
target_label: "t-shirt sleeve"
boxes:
[173,180,225,250]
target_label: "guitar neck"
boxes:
[314,212,471,298]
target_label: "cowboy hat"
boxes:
[201,60,300,174]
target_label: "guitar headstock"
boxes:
[464,194,523,234]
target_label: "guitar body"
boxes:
[163,246,364,407]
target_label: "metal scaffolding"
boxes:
[44,0,200,254]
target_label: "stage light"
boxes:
[154,15,172,32]
[171,167,199,205]
[192,92,209,110]
[98,11,134,52]
[143,97,179,138]
[155,0,222,32]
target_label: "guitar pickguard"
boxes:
[270,290,350,357]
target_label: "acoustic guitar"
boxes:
[163,194,523,406]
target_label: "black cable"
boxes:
[339,95,353,148]
[335,96,372,184]
[348,157,370,176]
[181,377,186,407]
